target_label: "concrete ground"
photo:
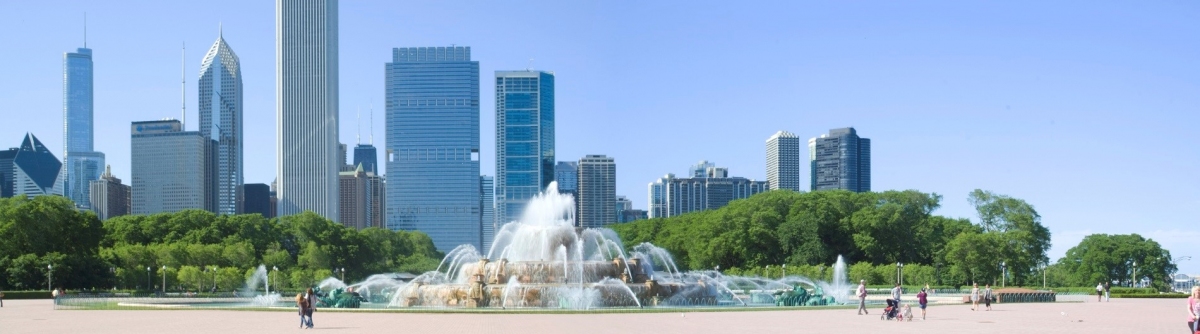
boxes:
[0,298,1185,333]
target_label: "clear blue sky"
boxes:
[2,1,1197,272]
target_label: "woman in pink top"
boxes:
[1189,286,1200,332]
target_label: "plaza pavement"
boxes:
[0,297,1184,333]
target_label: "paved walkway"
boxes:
[0,298,1184,333]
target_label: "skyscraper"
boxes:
[577,155,616,228]
[0,147,17,197]
[480,175,494,251]
[199,29,243,215]
[131,120,211,214]
[554,161,578,195]
[614,195,632,223]
[276,0,339,221]
[238,183,274,218]
[495,70,555,228]
[809,127,871,192]
[766,130,800,191]
[63,46,104,209]
[338,164,384,230]
[89,165,130,220]
[386,47,480,251]
[353,144,377,174]
[13,134,63,196]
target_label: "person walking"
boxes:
[856,279,869,315]
[295,293,308,329]
[983,284,993,311]
[304,288,319,329]
[1188,286,1200,332]
[971,283,980,311]
[917,287,928,320]
[1095,282,1104,302]
[1104,282,1111,302]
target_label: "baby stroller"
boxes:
[880,299,900,321]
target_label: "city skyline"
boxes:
[2,1,1197,272]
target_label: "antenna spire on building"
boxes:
[356,106,361,145]
[83,12,87,47]
[182,42,186,130]
[369,104,374,145]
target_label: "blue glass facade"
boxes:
[386,47,481,251]
[810,127,871,192]
[495,71,554,227]
[63,47,104,208]
[352,144,377,174]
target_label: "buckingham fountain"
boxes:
[310,183,852,310]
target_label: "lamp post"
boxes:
[271,266,278,295]
[1000,261,1006,288]
[782,264,787,279]
[162,265,167,295]
[1042,261,1047,289]
[896,262,904,285]
[1132,261,1138,288]
[47,264,53,291]
[212,266,219,292]
[340,268,345,282]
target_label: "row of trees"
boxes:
[0,195,443,291]
[612,189,1175,289]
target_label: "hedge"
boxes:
[1112,293,1187,299]
[1,291,52,299]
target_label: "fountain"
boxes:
[342,182,855,309]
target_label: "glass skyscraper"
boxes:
[495,70,555,229]
[809,127,871,192]
[199,30,243,215]
[352,144,377,174]
[766,130,800,191]
[130,120,211,214]
[63,47,104,209]
[276,0,339,221]
[386,47,480,251]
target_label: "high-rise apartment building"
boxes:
[276,0,340,221]
[554,161,578,195]
[131,120,211,214]
[89,165,130,220]
[647,162,769,218]
[495,70,555,228]
[13,134,63,197]
[338,164,384,230]
[809,127,871,192]
[238,183,274,218]
[199,30,243,215]
[766,130,800,191]
[480,175,494,251]
[63,46,104,209]
[577,155,616,228]
[0,148,17,197]
[615,195,632,223]
[386,46,481,251]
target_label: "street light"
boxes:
[1132,261,1138,288]
[1000,261,1006,288]
[161,265,167,295]
[896,262,904,285]
[340,267,346,282]
[212,266,219,292]
[782,264,787,279]
[146,267,151,292]
[47,264,53,292]
[271,266,278,295]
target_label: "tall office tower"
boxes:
[554,161,578,195]
[12,134,64,196]
[238,183,274,217]
[480,175,494,251]
[386,46,481,251]
[690,160,715,178]
[647,162,769,218]
[353,144,377,174]
[63,46,105,209]
[495,70,555,229]
[766,130,800,191]
[614,195,632,223]
[0,147,18,197]
[131,120,211,214]
[199,29,243,215]
[576,155,616,228]
[276,0,339,221]
[338,164,384,230]
[337,143,353,171]
[809,127,871,192]
[89,165,130,220]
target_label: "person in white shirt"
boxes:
[857,280,868,315]
[1096,282,1104,302]
[891,283,902,304]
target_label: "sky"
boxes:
[1,1,1197,273]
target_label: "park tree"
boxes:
[1057,234,1176,290]
[966,189,1051,286]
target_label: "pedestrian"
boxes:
[1,287,5,307]
[1104,282,1110,302]
[1095,282,1103,302]
[304,288,319,329]
[856,279,869,315]
[917,287,928,320]
[891,283,902,305]
[983,284,993,311]
[971,283,980,311]
[1188,286,1200,332]
[295,293,308,329]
